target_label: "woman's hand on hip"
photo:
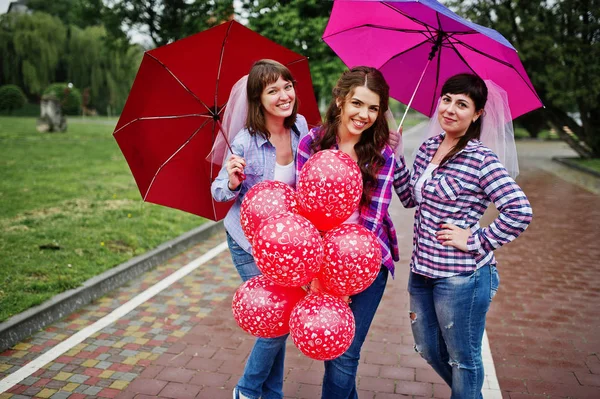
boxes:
[437,223,471,252]
[226,154,246,190]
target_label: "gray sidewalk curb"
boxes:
[552,156,600,178]
[0,220,224,352]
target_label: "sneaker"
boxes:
[233,388,252,399]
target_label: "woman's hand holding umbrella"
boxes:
[226,154,246,190]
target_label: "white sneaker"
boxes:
[233,388,253,399]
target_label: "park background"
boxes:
[0,0,598,328]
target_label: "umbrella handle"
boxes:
[398,57,433,132]
[214,120,246,181]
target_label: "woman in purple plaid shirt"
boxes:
[394,73,533,398]
[296,66,399,399]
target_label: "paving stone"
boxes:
[2,140,596,398]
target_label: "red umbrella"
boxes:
[114,20,321,221]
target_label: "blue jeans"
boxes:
[408,265,500,399]
[321,267,389,399]
[227,232,287,399]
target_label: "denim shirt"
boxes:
[211,114,309,254]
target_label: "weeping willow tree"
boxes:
[67,25,142,114]
[0,12,66,95]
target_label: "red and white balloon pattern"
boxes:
[232,275,306,338]
[296,150,363,231]
[289,292,355,361]
[319,223,382,296]
[253,212,323,287]
[240,180,298,243]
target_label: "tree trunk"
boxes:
[545,106,594,158]
[516,109,548,138]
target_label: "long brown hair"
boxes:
[439,73,488,166]
[245,59,298,140]
[311,66,390,207]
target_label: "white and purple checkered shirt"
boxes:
[297,128,400,276]
[394,133,533,278]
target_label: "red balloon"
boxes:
[289,292,355,361]
[319,223,382,296]
[240,180,298,243]
[253,212,323,287]
[296,150,363,231]
[232,275,307,338]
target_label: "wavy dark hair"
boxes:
[439,73,488,166]
[245,59,298,140]
[311,66,390,207]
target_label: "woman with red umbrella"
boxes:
[211,59,309,399]
[394,73,533,398]
[296,66,399,399]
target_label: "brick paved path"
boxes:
[1,138,599,398]
[483,143,600,399]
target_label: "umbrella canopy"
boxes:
[323,0,542,122]
[114,20,321,221]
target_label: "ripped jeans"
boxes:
[408,265,499,399]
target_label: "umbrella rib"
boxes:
[447,39,543,105]
[446,40,481,76]
[323,23,477,42]
[379,38,434,68]
[380,1,436,32]
[143,117,213,201]
[449,38,517,68]
[324,24,433,39]
[286,57,310,67]
[451,37,544,99]
[113,114,211,135]
[380,1,479,37]
[214,21,235,118]
[428,15,445,117]
[146,52,213,113]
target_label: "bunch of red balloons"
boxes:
[231,150,382,361]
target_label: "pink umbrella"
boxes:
[323,0,543,127]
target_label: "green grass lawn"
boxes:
[0,117,205,322]
[514,127,560,140]
[571,158,600,173]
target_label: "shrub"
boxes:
[43,83,82,115]
[0,85,27,114]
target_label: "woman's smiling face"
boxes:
[260,76,295,119]
[437,92,481,137]
[337,85,380,138]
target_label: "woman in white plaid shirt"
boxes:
[394,73,533,398]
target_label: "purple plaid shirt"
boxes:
[394,133,533,278]
[297,128,400,275]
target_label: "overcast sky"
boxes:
[0,0,11,14]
